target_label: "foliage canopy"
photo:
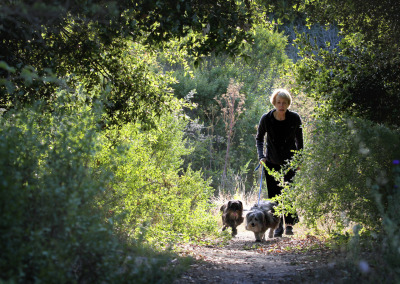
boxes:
[269,0,400,125]
[0,0,256,127]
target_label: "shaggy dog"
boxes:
[245,201,280,242]
[220,200,244,236]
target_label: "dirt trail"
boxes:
[174,227,341,284]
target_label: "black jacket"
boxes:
[256,109,303,165]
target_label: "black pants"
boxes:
[264,161,298,225]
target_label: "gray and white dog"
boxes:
[245,201,280,242]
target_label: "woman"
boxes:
[255,88,303,237]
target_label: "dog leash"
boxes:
[255,162,286,228]
[254,164,263,206]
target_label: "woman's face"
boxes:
[274,96,289,113]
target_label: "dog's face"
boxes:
[226,200,243,218]
[227,200,243,211]
[221,200,243,221]
[245,210,265,233]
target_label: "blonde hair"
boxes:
[270,89,292,107]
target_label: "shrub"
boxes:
[95,110,220,247]
[268,116,400,282]
[371,157,400,281]
[287,117,400,232]
[0,95,183,283]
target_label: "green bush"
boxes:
[371,157,400,281]
[96,111,219,247]
[0,95,183,283]
[268,116,400,282]
[288,117,400,232]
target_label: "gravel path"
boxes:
[174,227,341,284]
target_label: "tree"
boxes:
[0,0,256,127]
[251,0,400,125]
[289,0,400,125]
[215,79,245,188]
[171,23,292,190]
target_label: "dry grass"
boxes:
[211,188,260,213]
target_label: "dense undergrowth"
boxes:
[269,117,400,282]
[0,92,220,283]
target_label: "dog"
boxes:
[245,201,280,242]
[220,200,244,236]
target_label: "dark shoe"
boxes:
[285,226,294,235]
